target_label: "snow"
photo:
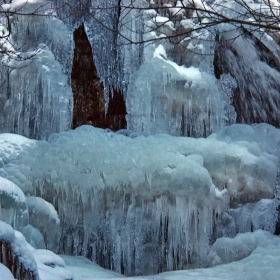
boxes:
[61,255,124,279]
[21,224,46,249]
[0,220,16,243]
[32,249,73,280]
[0,264,16,280]
[0,176,25,203]
[0,133,35,167]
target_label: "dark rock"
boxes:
[71,23,106,129]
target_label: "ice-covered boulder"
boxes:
[0,176,28,231]
[207,230,280,267]
[0,221,40,280]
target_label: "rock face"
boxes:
[214,28,280,127]
[71,24,127,131]
[71,23,106,129]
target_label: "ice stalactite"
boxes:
[42,183,220,276]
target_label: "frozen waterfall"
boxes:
[1,0,280,279]
[0,124,279,275]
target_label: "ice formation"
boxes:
[0,176,28,231]
[126,44,230,137]
[1,0,280,279]
[1,0,280,139]
[0,127,280,280]
[0,124,279,276]
[0,0,73,139]
[1,226,280,279]
[26,196,61,252]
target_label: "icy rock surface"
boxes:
[54,0,125,98]
[0,125,278,275]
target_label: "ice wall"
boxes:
[52,0,236,137]
[0,0,73,139]
[0,125,278,275]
